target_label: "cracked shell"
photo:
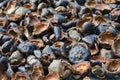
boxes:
[72,61,91,79]
[102,59,120,78]
[112,36,120,57]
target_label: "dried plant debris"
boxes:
[0,0,120,79]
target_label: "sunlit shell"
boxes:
[18,26,30,38]
[7,14,21,21]
[27,12,40,26]
[23,3,35,10]
[0,7,3,15]
[48,60,62,74]
[10,58,25,67]
[31,65,43,80]
[12,72,30,80]
[92,65,105,78]
[102,59,120,77]
[98,31,115,48]
[7,29,20,39]
[76,17,92,32]
[30,39,44,47]
[85,0,97,9]
[110,8,120,17]
[96,4,111,11]
[52,41,64,49]
[37,2,48,11]
[60,60,72,79]
[72,61,90,75]
[15,7,29,17]
[0,70,9,80]
[68,28,81,41]
[55,6,67,12]
[43,72,60,80]
[0,17,8,27]
[4,1,16,14]
[90,43,99,56]
[112,37,120,57]
[91,55,108,63]
[93,15,107,26]
[100,48,113,59]
[42,53,56,65]
[103,0,116,4]
[16,0,22,2]
[33,22,49,35]
[83,76,91,80]
[27,55,42,67]
[110,8,120,16]
[9,50,23,60]
[59,31,68,40]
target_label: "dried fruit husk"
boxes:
[52,41,67,57]
[93,15,107,26]
[4,1,16,14]
[23,3,35,10]
[31,65,43,80]
[9,50,23,61]
[60,61,72,79]
[48,60,62,75]
[100,48,113,59]
[92,65,105,79]
[85,0,97,9]
[0,7,3,15]
[112,36,120,57]
[43,72,60,80]
[76,17,92,32]
[95,4,111,14]
[72,61,91,79]
[42,53,56,65]
[16,0,22,2]
[68,28,81,41]
[103,0,116,4]
[66,12,77,22]
[15,7,29,17]
[55,6,67,13]
[59,31,68,40]
[7,29,20,40]
[33,22,49,35]
[27,12,40,26]
[95,4,111,11]
[48,60,71,79]
[7,14,21,21]
[0,70,9,80]
[18,26,30,38]
[110,8,120,16]
[110,8,120,21]
[102,59,120,78]
[12,72,30,80]
[51,14,66,24]
[30,39,44,48]
[0,17,8,27]
[10,58,25,70]
[83,76,91,80]
[37,2,48,11]
[27,55,42,67]
[91,55,108,64]
[90,43,99,56]
[98,31,115,49]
